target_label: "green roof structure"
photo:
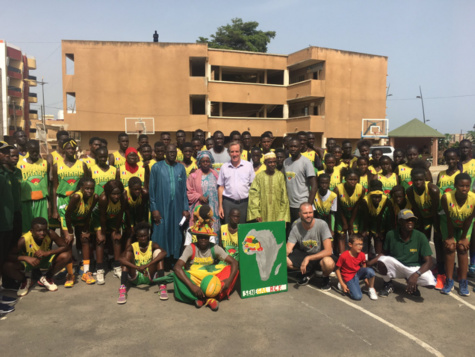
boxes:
[389,118,444,138]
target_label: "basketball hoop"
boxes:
[125,117,155,137]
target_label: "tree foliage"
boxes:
[197,18,276,53]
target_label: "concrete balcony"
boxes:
[189,76,207,95]
[30,109,38,120]
[209,81,286,105]
[286,115,325,133]
[287,80,325,103]
[27,75,37,86]
[29,92,38,103]
[7,66,22,80]
[27,56,37,70]
[8,86,22,98]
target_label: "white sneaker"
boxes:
[96,269,105,285]
[368,287,378,300]
[17,278,32,297]
[113,267,122,279]
[38,276,58,292]
[337,282,342,291]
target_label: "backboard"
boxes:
[125,117,155,136]
[361,119,389,139]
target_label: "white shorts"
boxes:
[378,255,436,287]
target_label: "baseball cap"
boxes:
[0,141,13,150]
[398,209,418,221]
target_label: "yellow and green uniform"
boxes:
[241,150,249,161]
[369,165,382,175]
[177,148,184,162]
[413,182,435,230]
[462,159,475,188]
[334,161,347,172]
[56,160,86,225]
[398,164,413,190]
[378,173,398,197]
[318,169,341,191]
[146,159,157,171]
[220,224,238,261]
[21,231,54,272]
[364,192,389,233]
[60,191,94,230]
[125,186,147,227]
[80,156,96,169]
[18,158,49,233]
[131,241,153,285]
[118,165,146,188]
[137,151,143,162]
[302,150,318,172]
[359,173,370,192]
[391,197,412,221]
[179,158,198,178]
[92,198,122,232]
[111,151,126,169]
[91,164,117,196]
[314,190,337,231]
[349,156,358,168]
[51,150,64,165]
[335,183,364,234]
[437,170,460,195]
[254,164,266,176]
[440,191,475,241]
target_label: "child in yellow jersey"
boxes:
[437,148,461,195]
[63,178,98,286]
[314,174,337,236]
[179,143,198,178]
[360,180,391,255]
[331,145,347,172]
[334,169,364,255]
[117,147,148,189]
[398,146,433,190]
[368,147,383,174]
[124,177,149,230]
[94,180,127,285]
[80,136,102,169]
[3,217,71,297]
[219,209,240,261]
[109,133,129,169]
[356,156,375,192]
[251,147,266,175]
[377,156,398,197]
[318,154,341,191]
[117,222,167,304]
[440,173,475,296]
[139,143,157,170]
[89,147,117,196]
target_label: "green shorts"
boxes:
[129,271,151,285]
[21,198,49,234]
[335,214,362,235]
[22,254,55,273]
[440,214,473,242]
[368,207,390,234]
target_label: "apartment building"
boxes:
[62,40,387,149]
[0,40,37,138]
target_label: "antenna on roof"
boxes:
[153,31,159,43]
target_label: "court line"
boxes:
[289,277,444,357]
[448,292,475,311]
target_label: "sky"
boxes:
[1,0,474,135]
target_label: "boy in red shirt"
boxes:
[336,235,378,301]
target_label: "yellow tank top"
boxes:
[80,156,96,169]
[302,150,316,163]
[318,169,341,191]
[359,174,369,191]
[377,173,398,197]
[147,159,157,171]
[391,197,412,218]
[106,199,122,221]
[119,165,146,187]
[18,158,48,201]
[137,151,143,162]
[24,231,51,257]
[176,148,184,162]
[462,159,475,186]
[91,164,117,196]
[413,182,433,218]
[336,183,364,216]
[241,150,248,161]
[369,165,382,174]
[444,191,475,228]
[437,170,460,195]
[314,190,337,217]
[221,224,238,260]
[398,164,413,190]
[364,193,388,217]
[112,151,126,168]
[57,160,85,196]
[180,158,198,177]
[132,241,152,267]
[51,150,64,165]
[349,156,358,167]
[125,186,143,208]
[254,164,266,176]
[68,191,94,221]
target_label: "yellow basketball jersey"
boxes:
[314,190,337,217]
[119,165,146,187]
[438,170,460,195]
[364,193,388,217]
[132,241,152,267]
[112,151,126,168]
[91,164,117,196]
[377,173,398,197]
[413,182,433,218]
[24,231,51,257]
[444,191,475,228]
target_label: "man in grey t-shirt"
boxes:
[287,203,335,289]
[209,131,231,172]
[283,138,317,226]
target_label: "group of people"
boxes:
[0,128,473,313]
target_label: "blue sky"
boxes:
[2,0,474,134]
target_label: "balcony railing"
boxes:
[8,66,21,74]
[29,92,37,97]
[8,86,21,92]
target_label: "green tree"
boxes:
[466,130,475,144]
[197,18,276,53]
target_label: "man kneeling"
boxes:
[3,217,71,296]
[117,222,167,304]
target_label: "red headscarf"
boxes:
[125,147,139,173]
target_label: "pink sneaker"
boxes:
[117,285,127,304]
[159,284,168,300]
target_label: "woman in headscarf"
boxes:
[116,147,149,190]
[187,150,220,233]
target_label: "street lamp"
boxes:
[416,85,429,124]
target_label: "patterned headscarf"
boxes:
[197,150,215,166]
[263,152,276,161]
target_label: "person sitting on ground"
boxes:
[286,202,336,290]
[117,222,168,304]
[335,234,378,301]
[155,205,238,311]
[3,217,72,297]
[370,209,435,297]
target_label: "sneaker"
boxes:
[435,274,446,290]
[0,303,15,314]
[321,277,331,291]
[81,272,96,285]
[113,267,122,279]
[206,298,219,311]
[459,279,470,297]
[195,299,205,309]
[379,281,393,297]
[368,287,378,300]
[297,273,312,286]
[1,296,18,306]
[159,285,169,300]
[64,274,75,288]
[38,276,58,292]
[2,279,20,292]
[96,269,105,285]
[17,278,32,297]
[468,264,475,278]
[337,282,342,291]
[117,285,127,304]
[440,278,454,295]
